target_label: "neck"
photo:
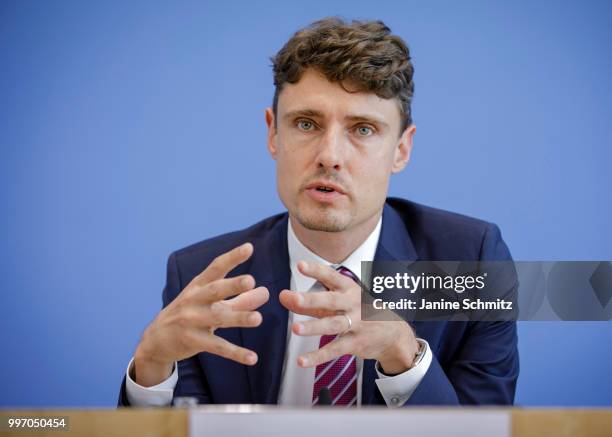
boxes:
[289,211,382,264]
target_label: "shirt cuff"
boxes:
[374,338,432,407]
[125,357,178,407]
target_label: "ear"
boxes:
[391,124,416,174]
[265,107,278,159]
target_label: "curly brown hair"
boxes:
[271,17,415,134]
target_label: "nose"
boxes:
[315,124,345,171]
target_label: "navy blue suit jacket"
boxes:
[118,197,519,406]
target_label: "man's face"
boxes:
[266,68,415,234]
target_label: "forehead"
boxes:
[277,69,402,126]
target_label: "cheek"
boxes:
[351,154,394,198]
[276,140,314,172]
[276,152,300,177]
[275,148,309,191]
[359,167,390,194]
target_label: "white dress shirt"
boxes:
[126,214,432,407]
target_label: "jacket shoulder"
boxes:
[386,197,509,260]
[170,212,287,282]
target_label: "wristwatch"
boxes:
[377,339,427,376]
[410,339,426,369]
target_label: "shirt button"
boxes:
[391,396,400,405]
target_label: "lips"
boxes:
[304,180,346,203]
[305,181,346,195]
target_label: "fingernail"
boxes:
[299,356,310,367]
[295,293,304,306]
[241,277,251,288]
[248,313,260,324]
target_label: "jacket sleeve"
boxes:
[403,223,519,406]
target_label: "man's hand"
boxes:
[279,261,419,375]
[133,242,269,387]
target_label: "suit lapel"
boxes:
[240,215,291,404]
[362,203,419,404]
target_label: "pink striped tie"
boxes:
[311,266,358,407]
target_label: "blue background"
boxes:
[1,0,611,407]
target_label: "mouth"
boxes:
[304,181,346,203]
[305,181,346,195]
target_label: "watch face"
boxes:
[413,342,425,366]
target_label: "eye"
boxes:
[355,125,374,136]
[296,119,315,132]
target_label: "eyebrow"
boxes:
[283,109,325,120]
[345,114,390,129]
[283,109,390,129]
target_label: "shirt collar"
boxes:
[287,215,383,291]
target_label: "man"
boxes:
[118,17,518,407]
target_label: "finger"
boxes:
[298,335,352,368]
[173,303,261,331]
[279,290,335,318]
[200,275,256,303]
[299,290,349,312]
[297,261,353,291]
[207,301,263,328]
[292,315,351,336]
[195,333,259,366]
[192,242,254,286]
[225,286,270,311]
